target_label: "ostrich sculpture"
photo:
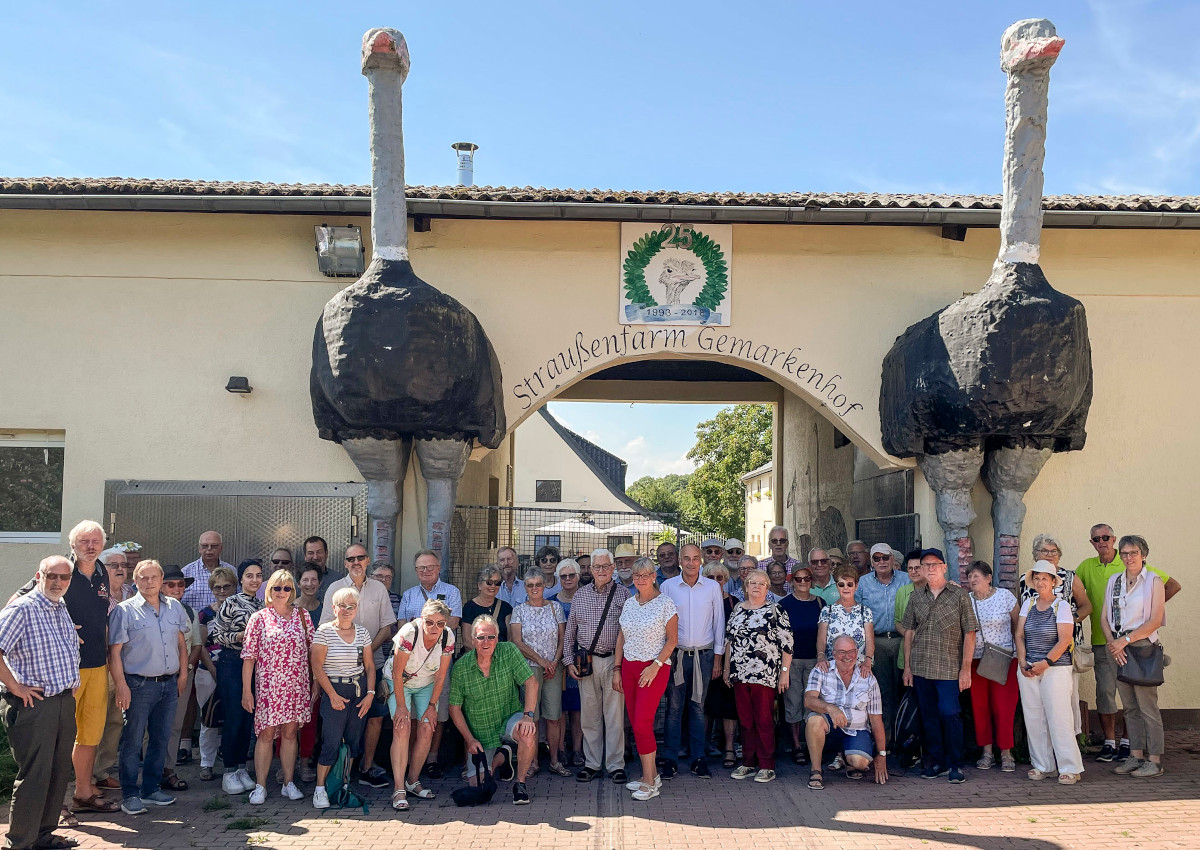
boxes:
[879,19,1093,585]
[310,28,506,578]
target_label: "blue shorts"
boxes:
[814,713,874,760]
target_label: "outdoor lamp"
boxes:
[225,376,253,394]
[314,224,365,277]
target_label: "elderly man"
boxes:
[369,561,403,618]
[449,615,539,805]
[397,549,462,779]
[901,548,977,784]
[701,538,726,570]
[0,557,81,850]
[855,543,911,750]
[115,542,142,598]
[181,531,234,611]
[564,548,630,784]
[661,543,725,778]
[722,539,745,575]
[321,544,397,789]
[763,526,800,580]
[91,547,129,792]
[846,541,870,578]
[804,635,888,789]
[613,544,638,590]
[654,542,680,584]
[1075,523,1180,763]
[109,560,190,814]
[808,549,839,604]
[495,546,527,606]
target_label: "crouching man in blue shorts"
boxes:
[804,635,888,789]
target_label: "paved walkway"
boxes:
[10,733,1200,850]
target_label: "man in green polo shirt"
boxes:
[449,614,539,804]
[1076,523,1181,764]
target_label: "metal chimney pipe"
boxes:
[452,142,478,186]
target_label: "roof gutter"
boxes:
[3,193,1200,228]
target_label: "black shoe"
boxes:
[610,769,627,784]
[176,748,192,766]
[1096,743,1117,763]
[690,759,711,778]
[357,764,389,788]
[1117,743,1131,762]
[512,781,530,805]
[538,742,551,761]
[659,760,678,780]
[921,764,949,779]
[495,744,515,782]
[422,762,444,779]
[577,767,600,782]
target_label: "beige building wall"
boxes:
[743,466,775,556]
[511,412,633,513]
[1,209,1197,706]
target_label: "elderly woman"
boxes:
[209,559,264,795]
[729,555,758,601]
[195,566,237,781]
[535,545,563,597]
[386,599,453,811]
[241,569,316,804]
[778,564,825,765]
[816,565,874,673]
[1017,560,1083,784]
[547,559,584,766]
[614,557,678,800]
[702,561,740,769]
[724,569,793,783]
[462,565,513,651]
[966,560,1019,772]
[310,586,374,808]
[511,571,569,776]
[766,561,790,599]
[1102,535,1166,778]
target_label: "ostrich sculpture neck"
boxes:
[362,28,410,262]
[996,20,1063,267]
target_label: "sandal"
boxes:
[70,793,120,814]
[58,808,79,829]
[36,835,80,849]
[404,780,435,800]
[792,750,808,765]
[808,771,824,791]
[722,751,737,769]
[548,761,573,777]
[571,752,585,768]
[162,770,189,791]
[846,768,865,781]
[95,776,121,790]
[391,790,409,811]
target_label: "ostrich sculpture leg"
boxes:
[982,443,1051,588]
[416,439,470,582]
[918,447,983,583]
[342,437,411,566]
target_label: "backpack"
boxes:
[893,689,922,768]
[325,743,368,813]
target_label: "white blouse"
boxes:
[971,588,1017,658]
[1104,570,1162,643]
[618,594,678,662]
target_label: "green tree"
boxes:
[684,404,772,539]
[626,473,689,515]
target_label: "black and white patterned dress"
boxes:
[725,602,794,688]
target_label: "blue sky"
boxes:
[4,1,1197,479]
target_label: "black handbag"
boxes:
[1117,640,1165,687]
[451,753,497,807]
[573,582,616,678]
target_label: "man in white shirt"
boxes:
[495,546,527,606]
[660,543,725,779]
[397,550,463,779]
[320,544,397,788]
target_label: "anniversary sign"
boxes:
[620,223,732,325]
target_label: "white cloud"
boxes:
[620,435,695,481]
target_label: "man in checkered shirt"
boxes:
[0,556,82,850]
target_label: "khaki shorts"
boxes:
[783,658,818,724]
[1093,645,1120,715]
[75,665,109,746]
[532,664,564,722]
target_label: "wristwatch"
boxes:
[877,749,888,757]
[523,710,535,718]
[781,666,789,672]
[366,689,376,695]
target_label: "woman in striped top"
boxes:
[311,586,375,809]
[1016,560,1082,785]
[210,559,264,796]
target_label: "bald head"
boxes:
[37,556,73,601]
[198,531,224,567]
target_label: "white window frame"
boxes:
[0,430,66,543]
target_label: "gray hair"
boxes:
[369,560,394,576]
[832,634,858,653]
[769,525,788,537]
[413,548,438,564]
[524,570,546,587]
[631,557,656,576]
[743,568,770,588]
[477,564,502,585]
[421,598,452,620]
[702,561,729,582]
[591,548,613,565]
[100,547,127,564]
[555,558,580,580]
[738,555,759,570]
[68,520,106,548]
[331,586,361,608]
[472,614,500,636]
[1118,535,1149,558]
[807,548,828,561]
[1030,533,1064,557]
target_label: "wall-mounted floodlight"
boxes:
[225,376,253,394]
[314,224,365,277]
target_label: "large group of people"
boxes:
[0,517,1180,845]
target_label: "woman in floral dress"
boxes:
[723,569,793,783]
[241,569,316,805]
[815,565,875,673]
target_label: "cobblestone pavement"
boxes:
[9,732,1200,850]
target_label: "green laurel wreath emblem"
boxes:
[622,226,729,311]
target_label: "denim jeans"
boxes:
[217,652,253,770]
[118,674,179,799]
[664,648,714,763]
[913,674,963,770]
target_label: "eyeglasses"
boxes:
[871,555,891,562]
[727,549,744,556]
[211,583,233,591]
[271,585,293,593]
[43,572,72,582]
[559,573,578,579]
[271,558,292,566]
[345,554,369,563]
[704,548,723,554]
[1119,550,1141,558]
[539,556,558,563]
[416,565,438,573]
[483,580,501,587]
[769,538,788,545]
[1035,548,1059,556]
[793,575,813,583]
[1091,535,1113,543]
[836,581,856,588]
[592,564,613,571]
[833,648,858,656]
[475,634,498,642]
[335,602,358,610]
[810,558,830,566]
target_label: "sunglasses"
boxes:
[335,602,358,610]
[871,555,891,562]
[539,556,559,563]
[727,549,744,555]
[271,558,292,565]
[836,581,856,588]
[164,580,187,588]
[271,585,294,593]
[769,538,788,545]
[1091,535,1114,543]
[43,572,72,582]
[559,573,578,579]
[483,580,501,587]
[475,634,498,642]
[810,558,830,566]
[793,575,813,583]
[346,554,369,563]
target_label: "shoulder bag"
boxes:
[1111,574,1165,687]
[972,596,1014,686]
[573,582,616,678]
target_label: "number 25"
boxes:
[658,223,694,249]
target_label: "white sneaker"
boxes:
[236,768,256,793]
[249,785,266,805]
[631,782,660,801]
[222,771,245,795]
[312,786,330,809]
[281,781,304,801]
[625,775,662,792]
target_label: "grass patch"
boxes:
[203,795,233,812]
[0,724,17,802]
[226,817,271,831]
